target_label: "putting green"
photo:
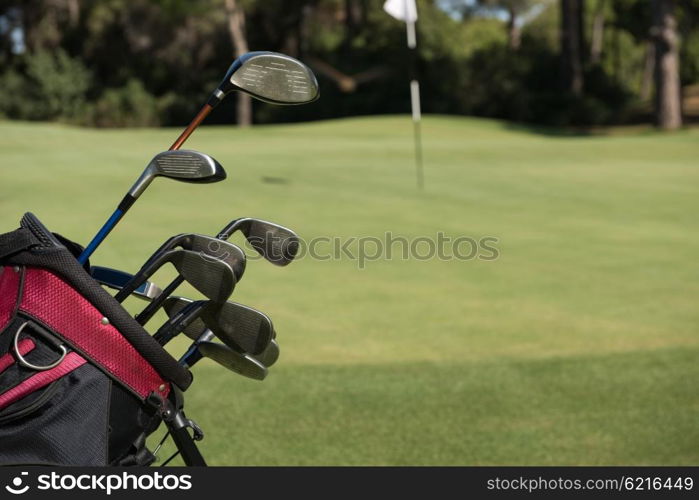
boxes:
[1,116,697,464]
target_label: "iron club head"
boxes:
[149,234,246,280]
[115,249,235,304]
[219,218,299,266]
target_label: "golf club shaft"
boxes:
[179,345,202,367]
[169,104,213,151]
[135,276,185,324]
[178,330,215,367]
[78,195,136,264]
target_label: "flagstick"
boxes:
[411,81,424,190]
[407,19,424,190]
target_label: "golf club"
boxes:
[114,249,236,305]
[78,151,226,264]
[164,296,278,363]
[134,234,247,325]
[178,329,268,381]
[169,52,319,150]
[91,266,162,301]
[219,217,299,266]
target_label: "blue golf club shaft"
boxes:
[77,209,124,264]
[78,195,136,264]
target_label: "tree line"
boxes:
[0,0,696,130]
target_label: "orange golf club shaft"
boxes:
[169,104,214,151]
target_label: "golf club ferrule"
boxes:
[117,194,137,212]
[207,90,225,108]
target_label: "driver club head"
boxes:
[219,218,299,266]
[129,150,227,199]
[216,52,319,105]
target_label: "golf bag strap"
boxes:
[0,228,41,260]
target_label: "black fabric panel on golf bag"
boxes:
[0,317,110,465]
[0,213,190,465]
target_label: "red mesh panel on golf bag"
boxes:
[16,267,170,400]
[0,266,20,332]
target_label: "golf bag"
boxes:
[0,213,193,466]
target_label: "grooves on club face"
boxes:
[201,301,274,355]
[220,218,299,266]
[164,296,278,363]
[169,250,236,303]
[218,52,319,105]
[197,341,268,381]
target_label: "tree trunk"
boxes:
[560,0,584,95]
[651,0,682,130]
[66,0,80,27]
[506,7,521,51]
[590,0,605,64]
[640,41,655,101]
[224,0,252,127]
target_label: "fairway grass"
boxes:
[1,116,697,465]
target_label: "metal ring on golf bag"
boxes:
[13,321,67,371]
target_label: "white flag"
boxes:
[383,0,418,23]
